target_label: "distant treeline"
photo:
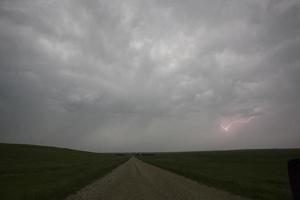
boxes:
[114,153,156,156]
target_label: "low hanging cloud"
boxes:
[0,0,299,152]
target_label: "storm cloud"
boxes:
[0,0,299,152]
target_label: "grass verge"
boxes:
[0,143,129,200]
[138,149,300,200]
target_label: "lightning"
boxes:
[220,116,255,132]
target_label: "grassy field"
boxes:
[0,143,129,200]
[139,149,300,200]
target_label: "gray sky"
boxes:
[0,0,300,152]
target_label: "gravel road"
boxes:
[65,157,250,200]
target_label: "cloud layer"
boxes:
[0,0,299,152]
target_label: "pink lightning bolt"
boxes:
[220,116,255,132]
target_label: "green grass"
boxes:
[0,143,129,200]
[138,149,300,200]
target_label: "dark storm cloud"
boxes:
[0,0,299,152]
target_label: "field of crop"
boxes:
[139,149,300,200]
[0,143,128,200]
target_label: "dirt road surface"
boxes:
[65,157,250,200]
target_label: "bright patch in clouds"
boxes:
[220,116,256,133]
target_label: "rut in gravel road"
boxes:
[65,157,250,200]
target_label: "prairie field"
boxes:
[0,143,128,200]
[139,149,300,200]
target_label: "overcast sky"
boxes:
[0,0,299,152]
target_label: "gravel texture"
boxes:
[65,157,250,200]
